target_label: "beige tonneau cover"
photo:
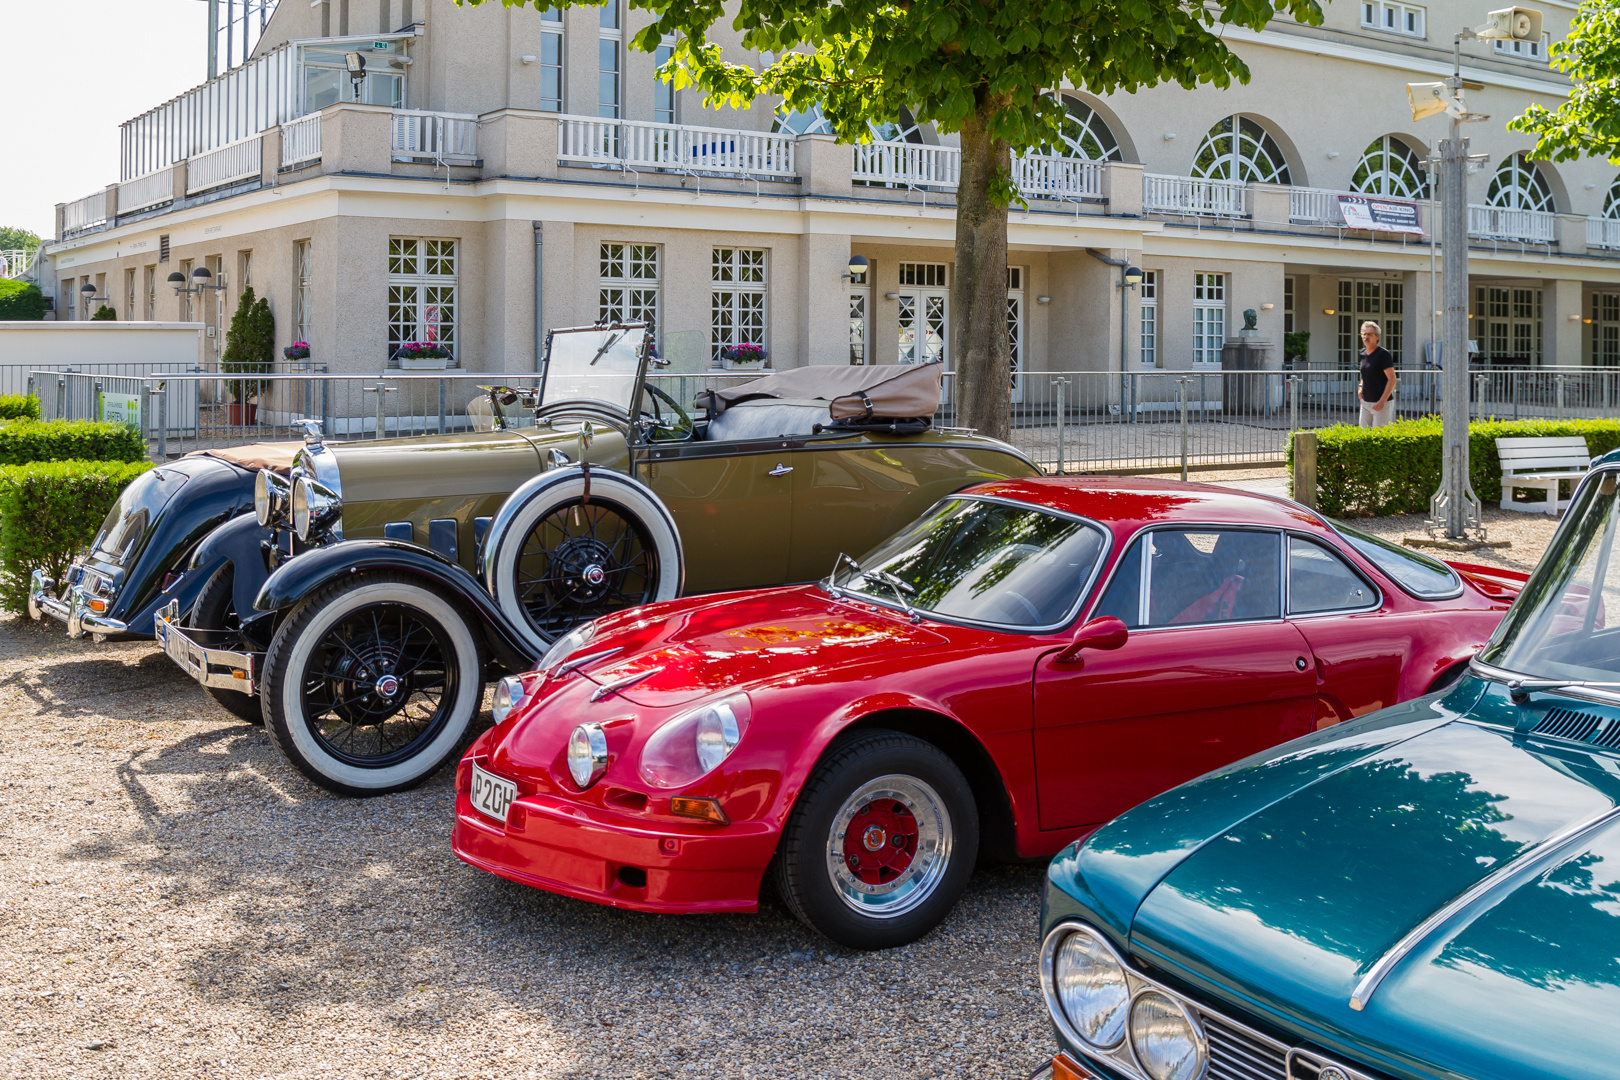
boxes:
[698,360,943,421]
[183,442,303,474]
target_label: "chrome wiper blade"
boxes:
[1470,658,1620,695]
[870,569,916,596]
[589,331,623,366]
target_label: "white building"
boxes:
[37,0,1620,384]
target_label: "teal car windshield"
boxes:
[832,497,1107,629]
[1481,468,1620,684]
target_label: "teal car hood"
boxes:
[1116,688,1620,1080]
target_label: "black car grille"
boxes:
[1534,707,1607,743]
[1199,1012,1288,1080]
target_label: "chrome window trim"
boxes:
[1284,532,1384,618]
[1085,523,1286,632]
[1325,517,1464,601]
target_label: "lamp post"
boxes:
[1407,7,1542,541]
[79,282,109,319]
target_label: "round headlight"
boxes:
[539,621,598,676]
[1128,990,1205,1080]
[638,694,751,788]
[290,475,342,542]
[1052,927,1130,1048]
[492,675,528,724]
[254,470,272,527]
[567,722,608,789]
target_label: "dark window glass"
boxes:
[1332,519,1461,599]
[1289,537,1375,614]
[1093,535,1144,627]
[1143,529,1280,626]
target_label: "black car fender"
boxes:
[253,540,539,673]
[184,511,275,616]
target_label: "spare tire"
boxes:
[480,466,682,652]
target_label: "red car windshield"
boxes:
[833,497,1107,629]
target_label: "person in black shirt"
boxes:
[1357,321,1397,427]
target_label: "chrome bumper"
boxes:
[155,600,260,696]
[28,569,130,642]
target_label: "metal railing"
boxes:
[1588,216,1620,251]
[1469,204,1557,244]
[281,113,322,168]
[392,110,478,160]
[557,116,797,178]
[186,135,262,194]
[117,171,173,214]
[1013,154,1104,202]
[62,191,109,235]
[852,140,962,189]
[0,250,37,280]
[1289,186,1350,227]
[1143,174,1248,218]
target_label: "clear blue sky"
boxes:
[0,0,209,240]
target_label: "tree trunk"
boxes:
[951,97,1012,443]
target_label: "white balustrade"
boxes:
[1289,186,1350,226]
[1589,216,1620,251]
[281,113,322,168]
[0,250,37,280]
[1143,173,1247,218]
[186,136,263,194]
[853,140,960,189]
[117,171,173,214]
[558,117,796,178]
[1013,154,1104,201]
[1469,204,1557,244]
[392,111,478,159]
[62,191,109,234]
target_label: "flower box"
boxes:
[394,341,452,370]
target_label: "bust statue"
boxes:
[1243,308,1259,331]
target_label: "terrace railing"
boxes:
[281,113,322,168]
[852,140,961,190]
[558,116,797,178]
[62,191,109,236]
[1469,204,1557,244]
[1588,216,1620,252]
[117,171,173,214]
[1012,154,1105,202]
[1289,186,1350,227]
[0,250,38,280]
[392,110,478,160]
[186,136,263,194]
[1143,174,1248,218]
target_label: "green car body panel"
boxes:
[1042,675,1620,1080]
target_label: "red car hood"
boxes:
[576,587,952,708]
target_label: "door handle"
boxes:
[768,463,793,477]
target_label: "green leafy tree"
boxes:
[90,305,117,321]
[0,227,41,252]
[1510,0,1620,160]
[465,0,1324,438]
[0,280,47,320]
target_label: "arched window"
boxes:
[1056,97,1122,161]
[1488,153,1555,212]
[1352,136,1428,198]
[773,106,833,137]
[1602,175,1620,219]
[869,107,925,145]
[1191,116,1291,184]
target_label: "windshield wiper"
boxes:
[1471,659,1620,699]
[589,331,623,366]
[827,553,920,621]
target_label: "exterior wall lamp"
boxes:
[1122,266,1144,289]
[169,267,226,296]
[79,282,110,316]
[1323,308,1337,316]
[842,255,870,282]
[346,52,368,100]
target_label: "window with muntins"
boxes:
[654,36,676,124]
[1007,267,1024,381]
[1193,273,1225,368]
[1593,294,1619,366]
[294,240,313,345]
[712,248,768,367]
[539,6,563,112]
[1494,33,1550,61]
[1488,154,1555,212]
[599,243,660,342]
[1352,136,1429,199]
[1141,271,1159,368]
[1057,97,1122,161]
[1362,0,1425,37]
[388,238,458,364]
[1337,279,1403,366]
[1473,286,1541,365]
[1283,276,1294,335]
[599,1,621,119]
[1191,117,1290,185]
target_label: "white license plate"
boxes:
[469,764,518,825]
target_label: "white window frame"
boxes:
[1193,273,1226,369]
[599,243,661,346]
[539,6,564,113]
[388,237,459,365]
[1362,0,1425,37]
[1283,276,1295,335]
[294,240,313,346]
[1495,33,1550,61]
[1140,271,1159,369]
[1007,266,1025,383]
[654,34,677,125]
[849,262,870,366]
[144,266,156,322]
[599,0,621,119]
[125,269,136,324]
[711,248,769,368]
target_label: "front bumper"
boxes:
[28,569,130,641]
[154,601,261,695]
[451,760,778,914]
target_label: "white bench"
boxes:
[1497,435,1590,515]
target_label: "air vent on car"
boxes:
[1533,708,1607,744]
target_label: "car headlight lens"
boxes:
[492,675,528,724]
[254,469,290,528]
[540,621,597,675]
[1053,927,1130,1048]
[637,694,751,788]
[1129,990,1204,1080]
[567,723,609,789]
[291,475,342,542]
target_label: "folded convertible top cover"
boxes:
[698,360,943,421]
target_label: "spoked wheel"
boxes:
[187,564,263,724]
[774,730,978,950]
[485,468,683,652]
[517,498,657,640]
[262,572,484,796]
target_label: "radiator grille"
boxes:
[1200,1013,1288,1080]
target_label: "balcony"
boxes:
[1588,217,1620,252]
[558,117,797,178]
[1143,174,1247,218]
[393,111,478,163]
[1469,204,1558,245]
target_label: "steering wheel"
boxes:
[640,383,695,442]
[998,591,1043,625]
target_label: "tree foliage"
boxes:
[1510,0,1620,161]
[0,227,40,252]
[221,286,275,403]
[0,280,47,321]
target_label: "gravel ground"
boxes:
[0,490,1564,1080]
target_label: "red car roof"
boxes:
[964,476,1329,540]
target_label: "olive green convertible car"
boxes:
[100,325,1036,795]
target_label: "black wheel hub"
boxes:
[548,536,620,604]
[516,498,657,638]
[328,645,408,725]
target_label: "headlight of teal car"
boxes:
[1050,925,1130,1048]
[1128,990,1206,1080]
[637,694,751,788]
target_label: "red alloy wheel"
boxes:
[841,799,920,886]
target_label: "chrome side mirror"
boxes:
[1053,616,1129,666]
[579,421,594,449]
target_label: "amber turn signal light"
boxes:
[1052,1054,1095,1080]
[669,796,728,824]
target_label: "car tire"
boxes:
[483,467,682,652]
[773,730,978,950]
[261,572,485,797]
[187,563,262,725]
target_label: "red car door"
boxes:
[1283,533,1408,723]
[1032,527,1317,831]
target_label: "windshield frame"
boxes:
[823,494,1113,635]
[538,322,653,422]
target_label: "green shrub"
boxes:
[0,279,47,320]
[221,286,274,404]
[1289,416,1620,517]
[0,460,152,612]
[0,419,146,467]
[0,396,41,421]
[90,304,117,321]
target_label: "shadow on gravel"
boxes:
[0,646,200,721]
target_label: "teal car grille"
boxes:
[1203,1014,1286,1080]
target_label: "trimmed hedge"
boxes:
[0,419,146,466]
[0,279,47,321]
[0,396,41,422]
[0,460,152,612]
[1289,416,1620,517]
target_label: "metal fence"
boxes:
[26,364,1620,475]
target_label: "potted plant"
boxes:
[395,341,452,370]
[284,341,311,362]
[721,342,767,366]
[220,286,274,426]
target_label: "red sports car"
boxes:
[451,478,1524,949]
